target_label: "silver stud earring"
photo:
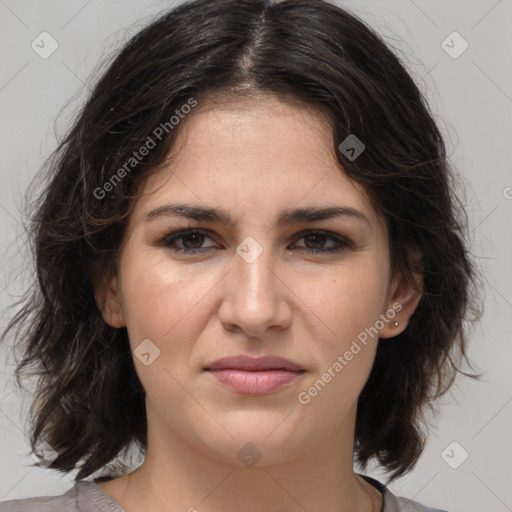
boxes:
[391,321,399,328]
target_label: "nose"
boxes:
[217,240,293,338]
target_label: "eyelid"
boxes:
[160,228,218,248]
[291,228,351,244]
[158,227,352,255]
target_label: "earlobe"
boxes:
[94,273,126,328]
[379,266,423,339]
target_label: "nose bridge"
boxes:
[220,235,290,335]
[235,235,277,307]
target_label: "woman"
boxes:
[0,0,481,511]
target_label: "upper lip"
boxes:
[204,355,304,372]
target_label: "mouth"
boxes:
[204,354,306,395]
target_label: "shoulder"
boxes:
[0,481,123,512]
[390,495,450,512]
[0,483,79,512]
[358,474,450,512]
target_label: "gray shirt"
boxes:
[0,475,449,512]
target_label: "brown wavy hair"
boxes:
[2,0,482,483]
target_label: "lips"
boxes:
[204,354,304,372]
[204,355,306,395]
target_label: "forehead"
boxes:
[130,94,385,234]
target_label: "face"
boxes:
[99,94,419,467]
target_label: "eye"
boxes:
[159,229,351,256]
[161,229,217,254]
[290,230,350,255]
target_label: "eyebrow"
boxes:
[145,203,371,228]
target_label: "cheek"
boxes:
[119,254,223,369]
[293,259,388,403]
[299,260,388,348]
[119,256,217,403]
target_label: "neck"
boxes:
[98,403,382,512]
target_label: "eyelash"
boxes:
[159,229,351,255]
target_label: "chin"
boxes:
[193,422,313,468]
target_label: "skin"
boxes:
[95,93,422,512]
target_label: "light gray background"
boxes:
[1,1,511,510]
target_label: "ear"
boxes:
[379,250,423,339]
[94,271,126,328]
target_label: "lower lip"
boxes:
[206,369,304,395]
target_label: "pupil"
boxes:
[183,233,204,249]
[305,234,325,248]
[181,234,327,250]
